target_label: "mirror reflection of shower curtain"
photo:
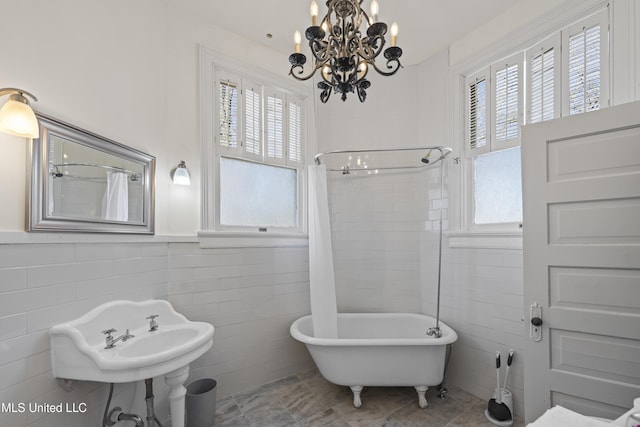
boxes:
[47,175,55,216]
[102,171,129,221]
[308,164,338,338]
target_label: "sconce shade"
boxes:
[171,160,191,186]
[0,90,39,138]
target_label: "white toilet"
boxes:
[528,398,640,426]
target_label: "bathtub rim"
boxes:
[290,313,458,347]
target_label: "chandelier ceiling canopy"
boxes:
[289,0,403,103]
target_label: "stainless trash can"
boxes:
[185,378,217,427]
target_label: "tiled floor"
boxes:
[215,369,524,426]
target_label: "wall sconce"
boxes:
[171,160,191,186]
[0,88,39,138]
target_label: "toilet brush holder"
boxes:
[485,387,513,427]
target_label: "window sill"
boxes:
[447,231,522,250]
[197,231,309,249]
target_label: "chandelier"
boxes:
[288,0,402,103]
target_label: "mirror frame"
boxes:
[28,113,156,234]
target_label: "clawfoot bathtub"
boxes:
[290,313,457,408]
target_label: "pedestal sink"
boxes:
[50,299,214,427]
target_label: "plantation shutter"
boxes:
[217,73,240,154]
[562,9,609,116]
[492,53,523,147]
[265,90,285,164]
[527,34,561,124]
[568,25,601,114]
[466,68,489,153]
[288,98,303,165]
[244,81,262,159]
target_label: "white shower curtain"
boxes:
[308,164,338,338]
[102,171,129,221]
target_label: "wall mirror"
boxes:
[29,113,155,234]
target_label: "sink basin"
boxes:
[50,299,214,383]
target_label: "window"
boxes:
[463,9,609,230]
[219,157,297,228]
[216,72,304,232]
[474,147,522,225]
[465,54,524,228]
[203,58,307,236]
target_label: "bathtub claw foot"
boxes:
[350,386,363,408]
[415,386,428,408]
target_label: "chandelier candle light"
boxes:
[289,0,403,102]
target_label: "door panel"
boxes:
[522,101,640,422]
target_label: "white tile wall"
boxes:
[437,246,525,419]
[167,243,314,398]
[328,169,436,313]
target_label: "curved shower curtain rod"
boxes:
[314,146,453,170]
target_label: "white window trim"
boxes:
[198,231,308,249]
[199,46,313,248]
[448,0,612,249]
[448,231,523,250]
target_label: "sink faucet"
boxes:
[146,314,159,332]
[102,328,135,349]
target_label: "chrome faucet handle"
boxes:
[146,314,159,331]
[102,328,117,337]
[426,327,443,338]
[102,328,117,349]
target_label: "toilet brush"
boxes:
[503,350,514,389]
[485,351,514,426]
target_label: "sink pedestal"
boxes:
[165,365,190,427]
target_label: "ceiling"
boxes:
[165,0,524,65]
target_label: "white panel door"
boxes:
[522,101,640,423]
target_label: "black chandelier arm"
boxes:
[310,39,332,63]
[358,36,385,61]
[369,33,386,53]
[289,61,327,82]
[371,57,402,77]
